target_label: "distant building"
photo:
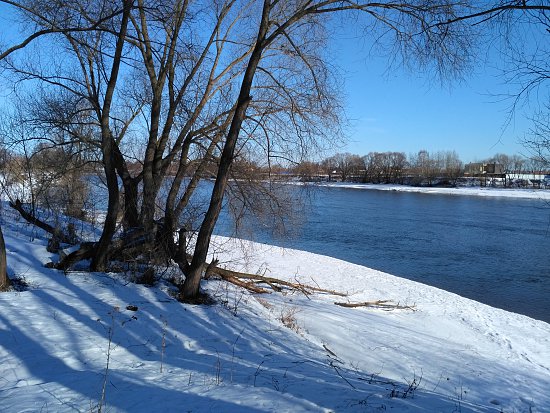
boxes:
[464,162,504,176]
[463,162,505,187]
[506,172,550,188]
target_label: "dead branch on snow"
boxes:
[334,300,416,311]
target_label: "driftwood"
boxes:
[207,267,414,312]
[219,273,269,294]
[207,265,347,297]
[334,300,416,311]
[10,200,76,244]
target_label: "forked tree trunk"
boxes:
[0,225,10,291]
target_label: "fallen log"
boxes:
[221,274,270,294]
[208,266,347,297]
[334,300,416,311]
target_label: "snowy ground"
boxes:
[314,183,550,200]
[1,205,549,412]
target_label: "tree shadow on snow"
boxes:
[0,251,541,412]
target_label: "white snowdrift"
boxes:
[0,208,549,412]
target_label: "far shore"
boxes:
[308,182,550,200]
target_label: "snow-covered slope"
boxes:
[1,207,549,412]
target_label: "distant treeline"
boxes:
[290,150,547,186]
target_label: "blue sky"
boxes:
[330,29,534,164]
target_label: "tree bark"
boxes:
[112,141,140,228]
[0,225,10,291]
[121,177,140,229]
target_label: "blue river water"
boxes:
[214,186,550,323]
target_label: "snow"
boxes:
[313,183,550,200]
[1,205,549,412]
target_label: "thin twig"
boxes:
[329,361,355,390]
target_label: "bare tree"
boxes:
[181,0,477,299]
[0,146,9,291]
[361,152,407,184]
[2,0,132,270]
[320,156,338,181]
[523,111,550,171]
[441,3,550,166]
[325,153,363,181]
[491,153,513,186]
[387,152,408,183]
[410,150,439,186]
[294,161,322,181]
[0,121,9,291]
[442,150,463,185]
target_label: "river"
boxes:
[215,185,550,323]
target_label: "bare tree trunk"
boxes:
[91,0,132,271]
[0,225,10,291]
[181,0,272,299]
[91,153,119,271]
[160,134,221,263]
[121,178,140,228]
[141,99,162,233]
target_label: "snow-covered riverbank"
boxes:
[314,182,550,200]
[1,208,549,412]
